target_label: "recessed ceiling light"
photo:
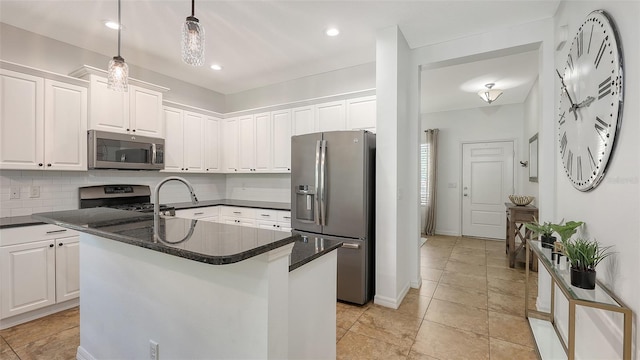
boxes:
[210,64,223,71]
[325,27,340,37]
[104,21,121,30]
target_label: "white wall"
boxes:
[522,79,540,205]
[225,63,376,112]
[420,104,525,236]
[225,174,290,203]
[0,23,226,112]
[552,2,640,359]
[0,170,226,217]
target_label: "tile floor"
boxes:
[0,235,539,360]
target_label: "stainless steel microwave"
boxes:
[88,130,165,170]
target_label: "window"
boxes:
[420,143,430,206]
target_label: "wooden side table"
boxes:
[505,202,538,270]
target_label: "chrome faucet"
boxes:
[153,176,199,241]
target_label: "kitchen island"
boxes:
[33,208,341,360]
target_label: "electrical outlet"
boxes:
[30,186,40,198]
[149,340,159,360]
[10,186,20,199]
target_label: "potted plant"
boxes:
[562,237,613,289]
[550,220,584,243]
[525,217,556,248]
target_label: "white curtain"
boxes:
[423,129,439,236]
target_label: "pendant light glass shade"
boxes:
[182,0,205,66]
[478,83,502,104]
[107,0,128,91]
[107,56,129,91]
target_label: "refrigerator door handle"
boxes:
[320,139,327,226]
[314,140,322,225]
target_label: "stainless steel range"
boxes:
[79,185,176,216]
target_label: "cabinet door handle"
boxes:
[46,229,67,234]
[49,244,54,248]
[47,163,52,167]
[59,243,63,246]
[38,163,43,167]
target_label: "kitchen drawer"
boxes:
[255,209,278,221]
[222,216,256,227]
[276,211,292,224]
[220,206,256,219]
[175,206,220,220]
[0,225,78,247]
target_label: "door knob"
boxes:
[463,193,468,197]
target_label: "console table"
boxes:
[525,240,632,359]
[505,202,538,269]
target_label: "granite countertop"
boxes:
[31,208,340,271]
[0,199,291,229]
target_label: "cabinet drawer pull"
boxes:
[49,244,54,248]
[283,216,291,219]
[59,243,63,246]
[193,212,204,215]
[260,214,270,217]
[233,211,241,214]
[46,229,67,234]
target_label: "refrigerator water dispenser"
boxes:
[295,185,315,222]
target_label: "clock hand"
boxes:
[556,70,579,120]
[576,96,596,108]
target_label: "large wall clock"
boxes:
[557,10,624,191]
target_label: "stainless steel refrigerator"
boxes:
[291,130,375,305]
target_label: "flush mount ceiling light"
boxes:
[210,64,222,71]
[182,0,205,66]
[325,27,340,37]
[477,83,503,104]
[107,0,128,91]
[104,20,121,30]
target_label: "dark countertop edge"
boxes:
[0,199,291,229]
[32,214,300,266]
[288,241,343,272]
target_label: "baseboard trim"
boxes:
[434,230,459,237]
[373,282,411,309]
[0,298,79,330]
[76,346,96,360]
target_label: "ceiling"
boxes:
[0,0,558,110]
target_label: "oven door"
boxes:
[88,130,164,170]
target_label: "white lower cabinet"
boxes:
[222,206,257,227]
[174,206,291,232]
[0,225,79,322]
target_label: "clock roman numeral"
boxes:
[598,76,612,100]
[587,146,597,171]
[587,24,594,54]
[567,150,574,177]
[595,116,609,141]
[577,155,583,182]
[577,29,584,58]
[559,111,566,126]
[595,35,608,69]
[560,132,568,157]
[567,54,574,73]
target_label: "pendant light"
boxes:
[182,0,205,66]
[107,0,128,91]
[477,83,503,104]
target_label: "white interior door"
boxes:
[462,141,514,239]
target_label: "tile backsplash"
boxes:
[0,170,292,218]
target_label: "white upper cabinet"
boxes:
[291,106,315,135]
[223,117,239,173]
[162,106,214,173]
[346,95,376,132]
[271,109,292,172]
[163,107,184,172]
[238,115,257,172]
[315,100,346,132]
[204,116,222,172]
[0,68,87,171]
[254,112,272,172]
[70,66,168,138]
[183,111,205,172]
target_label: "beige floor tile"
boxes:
[421,247,453,259]
[411,320,489,360]
[424,236,458,247]
[448,251,487,266]
[422,257,447,270]
[456,238,487,250]
[337,301,369,329]
[337,331,409,359]
[444,258,487,274]
[488,311,536,348]
[0,307,79,349]
[396,293,431,319]
[489,337,538,360]
[486,256,510,268]
[350,306,423,350]
[0,336,12,352]
[487,277,526,298]
[484,240,505,251]
[486,248,508,260]
[451,245,487,257]
[407,351,439,360]
[488,291,525,317]
[14,326,79,360]
[420,267,443,282]
[439,271,488,292]
[408,280,438,298]
[336,326,348,342]
[433,283,488,309]
[486,266,526,283]
[425,299,488,336]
